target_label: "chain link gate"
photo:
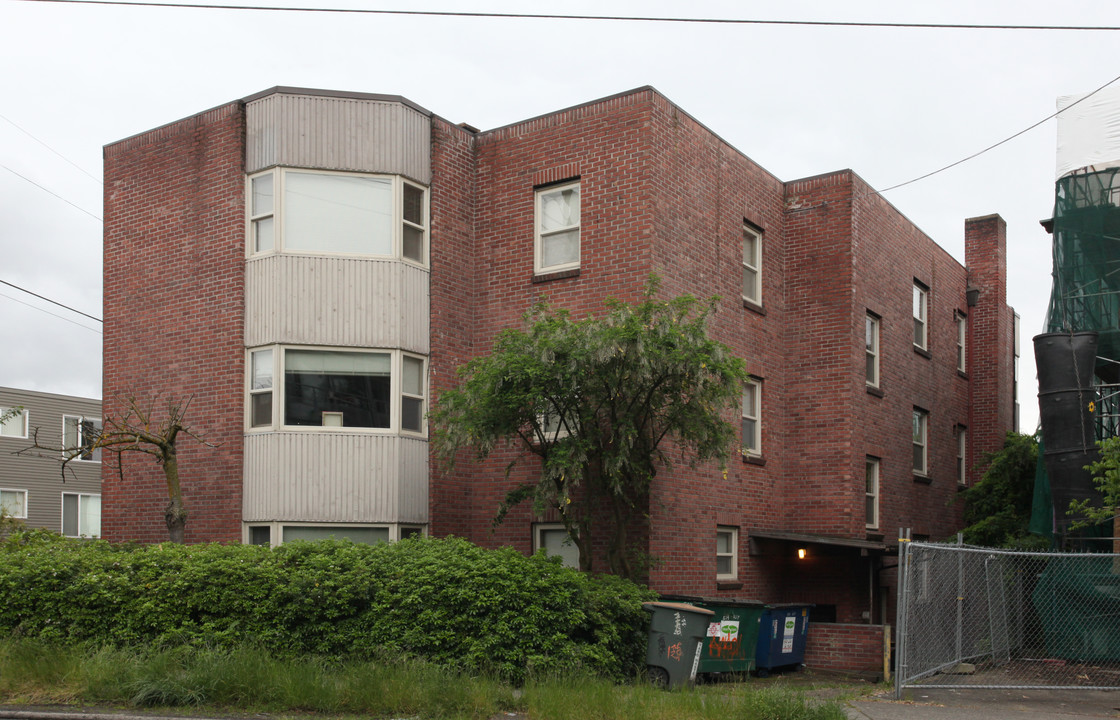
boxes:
[895,537,1120,697]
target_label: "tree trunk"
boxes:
[607,495,632,580]
[162,451,188,543]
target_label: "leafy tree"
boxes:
[1070,435,1120,528]
[431,282,749,580]
[22,395,213,543]
[960,432,1046,548]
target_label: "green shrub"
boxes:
[0,533,654,682]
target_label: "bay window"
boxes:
[248,346,425,434]
[247,169,427,264]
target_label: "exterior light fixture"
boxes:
[797,548,807,560]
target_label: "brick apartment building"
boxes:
[102,87,1016,657]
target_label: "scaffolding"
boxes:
[1046,167,1120,381]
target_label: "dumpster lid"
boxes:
[660,594,765,608]
[642,601,715,616]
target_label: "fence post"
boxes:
[895,528,911,700]
[956,532,964,667]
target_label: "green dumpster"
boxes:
[661,595,766,677]
[642,601,714,688]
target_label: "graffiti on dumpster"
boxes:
[658,635,667,657]
[673,611,685,635]
[709,636,742,660]
[666,641,683,662]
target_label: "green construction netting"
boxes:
[1045,167,1120,371]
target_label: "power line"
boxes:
[0,112,102,184]
[871,71,1120,197]
[0,278,102,322]
[0,163,102,221]
[17,0,1120,31]
[0,292,102,335]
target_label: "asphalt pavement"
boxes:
[846,687,1120,719]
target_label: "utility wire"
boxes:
[0,112,101,184]
[16,0,1120,31]
[0,292,102,335]
[870,70,1120,197]
[0,278,102,322]
[0,163,102,221]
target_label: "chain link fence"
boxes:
[895,540,1120,696]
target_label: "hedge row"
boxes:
[0,531,655,681]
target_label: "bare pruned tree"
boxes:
[21,394,215,543]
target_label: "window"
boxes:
[742,224,762,305]
[913,283,929,350]
[400,354,426,434]
[865,313,880,387]
[248,526,271,546]
[956,426,967,486]
[62,492,100,537]
[865,457,880,529]
[247,169,428,264]
[912,409,929,476]
[716,526,738,579]
[534,523,579,568]
[281,525,390,544]
[535,181,580,273]
[401,182,427,263]
[0,407,28,439]
[249,348,274,428]
[956,312,967,372]
[63,415,102,462]
[0,489,27,519]
[248,347,426,434]
[249,172,274,252]
[741,380,761,456]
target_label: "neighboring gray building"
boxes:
[0,387,102,537]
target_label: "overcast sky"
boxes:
[3,0,1119,433]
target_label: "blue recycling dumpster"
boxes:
[755,604,812,676]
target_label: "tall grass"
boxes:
[0,639,846,720]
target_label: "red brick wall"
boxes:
[965,215,1015,481]
[428,117,481,539]
[101,102,246,543]
[804,623,887,678]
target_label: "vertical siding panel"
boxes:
[246,257,428,349]
[243,433,423,524]
[246,94,431,182]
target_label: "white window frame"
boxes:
[534,181,581,274]
[61,491,100,538]
[956,312,967,372]
[249,348,275,429]
[244,522,422,548]
[246,168,429,266]
[533,523,580,568]
[0,488,28,519]
[400,352,427,436]
[742,223,762,306]
[246,345,427,437]
[956,426,967,486]
[913,282,929,350]
[741,379,761,457]
[865,312,880,388]
[63,415,102,463]
[865,457,880,529]
[912,408,929,476]
[279,523,392,546]
[0,407,28,439]
[716,526,738,580]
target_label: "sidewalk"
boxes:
[846,687,1120,719]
